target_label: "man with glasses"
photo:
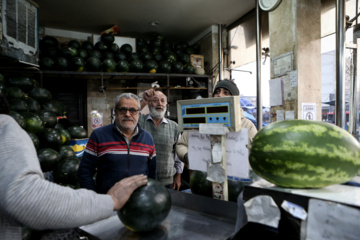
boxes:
[78,93,157,194]
[139,89,183,190]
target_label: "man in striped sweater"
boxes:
[78,93,157,194]
[140,89,183,190]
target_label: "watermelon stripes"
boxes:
[249,120,360,188]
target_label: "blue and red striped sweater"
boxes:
[78,123,156,194]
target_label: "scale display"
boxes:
[177,96,241,132]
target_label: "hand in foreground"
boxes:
[107,174,148,211]
[173,173,181,191]
[143,87,156,102]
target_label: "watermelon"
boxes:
[190,171,212,197]
[54,57,69,71]
[86,57,102,72]
[37,110,58,128]
[117,179,171,232]
[70,57,85,72]
[249,120,360,188]
[58,145,76,159]
[144,60,158,73]
[39,36,59,50]
[20,112,44,134]
[109,43,120,53]
[116,60,130,73]
[7,76,35,92]
[114,52,127,62]
[59,128,71,145]
[38,148,61,172]
[28,132,40,150]
[102,58,116,72]
[120,44,133,54]
[39,128,63,151]
[67,40,81,49]
[89,50,102,59]
[158,61,172,73]
[8,110,26,129]
[8,98,28,112]
[102,51,115,60]
[81,41,94,52]
[26,97,42,113]
[54,156,80,185]
[67,126,88,139]
[28,87,52,104]
[101,33,115,45]
[42,100,65,116]
[61,47,78,59]
[39,57,55,70]
[130,59,144,73]
[78,49,89,59]
[95,41,108,52]
[0,83,6,95]
[6,87,25,99]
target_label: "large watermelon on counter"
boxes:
[117,179,171,232]
[249,120,360,188]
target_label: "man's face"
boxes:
[115,98,140,132]
[149,91,167,119]
[213,87,232,97]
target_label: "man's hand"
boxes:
[140,87,156,109]
[107,174,148,211]
[173,173,181,191]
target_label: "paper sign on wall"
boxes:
[302,103,316,120]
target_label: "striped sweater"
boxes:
[78,123,156,194]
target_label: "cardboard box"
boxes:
[69,138,89,158]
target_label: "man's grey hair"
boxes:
[115,93,141,109]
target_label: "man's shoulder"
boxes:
[164,117,178,126]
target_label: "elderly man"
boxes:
[139,89,183,190]
[78,93,156,194]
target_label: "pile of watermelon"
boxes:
[0,73,86,188]
[38,33,200,74]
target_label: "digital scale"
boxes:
[176,96,241,132]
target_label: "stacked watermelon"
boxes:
[38,32,201,74]
[0,73,85,188]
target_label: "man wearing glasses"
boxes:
[139,89,183,190]
[78,93,157,194]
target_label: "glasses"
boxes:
[116,107,140,115]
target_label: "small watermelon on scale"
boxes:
[249,120,360,188]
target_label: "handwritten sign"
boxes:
[188,132,211,171]
[226,130,249,178]
[188,129,249,179]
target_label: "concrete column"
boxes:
[269,0,322,121]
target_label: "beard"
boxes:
[149,105,166,119]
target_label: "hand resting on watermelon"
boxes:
[107,174,148,211]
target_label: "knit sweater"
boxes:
[138,114,181,185]
[78,123,156,194]
[0,115,114,240]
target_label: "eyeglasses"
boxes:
[116,107,140,115]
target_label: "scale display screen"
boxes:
[177,96,241,131]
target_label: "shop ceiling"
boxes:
[33,0,256,42]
